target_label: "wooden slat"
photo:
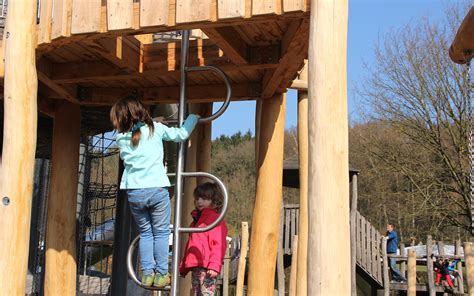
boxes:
[382,238,390,296]
[285,208,291,254]
[283,0,306,12]
[400,243,406,279]
[361,216,367,268]
[290,209,296,251]
[252,0,280,15]
[51,0,73,39]
[295,208,299,235]
[377,233,383,282]
[235,223,248,296]
[371,225,377,277]
[218,0,245,19]
[71,0,102,34]
[176,0,213,23]
[356,212,361,263]
[366,220,371,271]
[39,0,54,44]
[140,0,170,27]
[107,0,134,31]
[426,236,435,296]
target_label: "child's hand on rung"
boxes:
[206,269,218,278]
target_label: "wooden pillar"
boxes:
[197,103,212,183]
[289,235,299,296]
[350,173,358,296]
[44,102,81,296]
[426,236,435,296]
[296,63,308,296]
[382,237,390,296]
[456,240,464,294]
[248,93,286,296]
[464,242,474,296]
[407,249,416,296]
[0,0,38,293]
[307,0,350,294]
[236,221,249,296]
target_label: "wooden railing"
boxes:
[355,210,384,285]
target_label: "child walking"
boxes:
[110,96,199,287]
[179,182,228,296]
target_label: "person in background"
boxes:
[386,223,407,283]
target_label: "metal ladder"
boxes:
[126,30,232,296]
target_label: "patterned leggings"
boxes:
[191,267,217,296]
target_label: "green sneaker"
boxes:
[141,273,155,287]
[153,272,171,288]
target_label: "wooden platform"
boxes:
[0,0,310,128]
[390,282,466,295]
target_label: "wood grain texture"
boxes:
[107,0,134,30]
[218,0,245,19]
[51,0,73,39]
[407,250,416,296]
[236,222,249,296]
[176,0,213,23]
[38,0,53,44]
[71,0,102,34]
[140,0,170,27]
[283,0,306,12]
[44,102,81,296]
[0,0,38,293]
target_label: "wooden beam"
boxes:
[236,222,249,296]
[296,63,308,296]
[407,250,416,296]
[76,82,261,105]
[49,40,279,84]
[44,102,81,296]
[84,36,140,72]
[36,58,78,102]
[248,93,286,296]
[203,26,248,64]
[0,0,38,294]
[261,19,308,98]
[307,0,350,295]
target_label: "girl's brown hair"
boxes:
[110,95,154,146]
[193,182,224,211]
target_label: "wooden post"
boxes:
[456,240,464,294]
[400,243,406,278]
[248,93,286,296]
[197,103,212,184]
[350,173,358,296]
[222,242,230,296]
[464,242,474,296]
[407,249,416,296]
[382,237,390,296]
[0,0,38,293]
[296,62,308,296]
[255,98,263,170]
[426,235,435,296]
[44,102,81,296]
[307,0,350,294]
[289,235,299,296]
[236,222,249,296]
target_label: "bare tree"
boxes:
[357,4,472,235]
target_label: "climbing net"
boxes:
[77,133,119,295]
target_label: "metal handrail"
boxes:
[185,66,232,123]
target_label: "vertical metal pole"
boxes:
[110,160,132,295]
[171,29,190,296]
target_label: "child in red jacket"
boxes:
[179,182,228,296]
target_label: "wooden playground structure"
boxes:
[0,0,471,295]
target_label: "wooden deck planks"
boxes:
[38,0,53,44]
[283,0,306,12]
[71,0,102,34]
[176,0,213,23]
[140,0,170,27]
[218,0,245,19]
[51,0,72,39]
[107,0,134,31]
[252,0,281,16]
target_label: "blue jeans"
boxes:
[389,255,406,281]
[127,187,170,276]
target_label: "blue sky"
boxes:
[211,0,453,139]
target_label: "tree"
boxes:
[356,4,472,235]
